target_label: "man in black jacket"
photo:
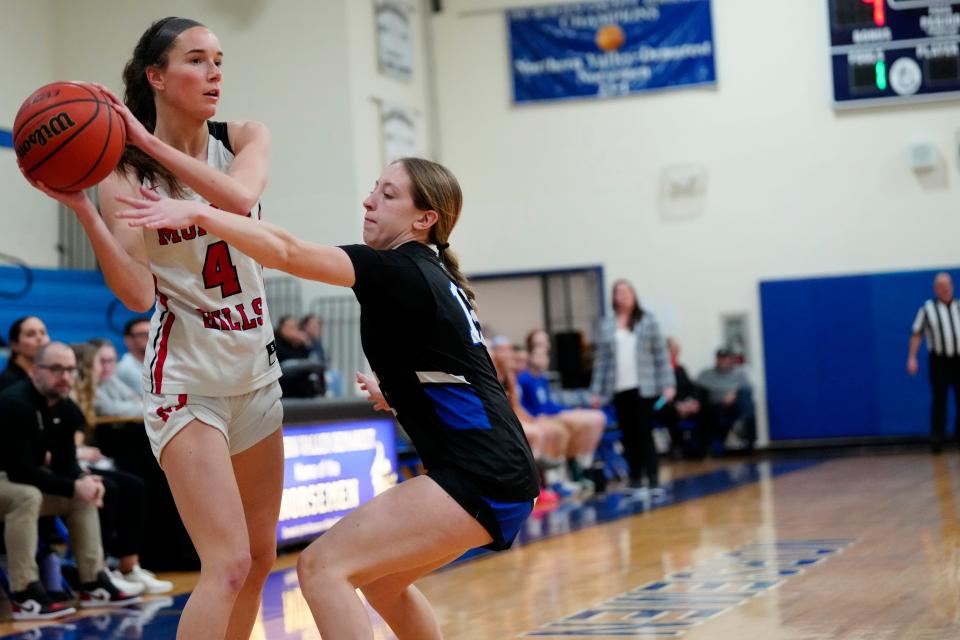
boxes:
[657,338,706,458]
[0,341,141,618]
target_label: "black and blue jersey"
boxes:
[340,241,539,505]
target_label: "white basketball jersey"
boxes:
[140,122,281,396]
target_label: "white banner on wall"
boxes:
[375,0,414,81]
[379,101,418,163]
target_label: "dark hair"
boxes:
[299,314,318,330]
[525,329,550,353]
[9,315,42,346]
[117,17,206,197]
[393,158,475,305]
[87,337,112,350]
[275,315,296,332]
[612,279,644,330]
[123,317,151,336]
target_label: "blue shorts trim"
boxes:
[426,467,535,551]
[480,496,535,549]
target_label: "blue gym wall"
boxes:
[761,267,958,442]
[0,264,145,364]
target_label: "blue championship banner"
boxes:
[277,418,398,545]
[508,0,716,103]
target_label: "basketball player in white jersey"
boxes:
[27,17,283,640]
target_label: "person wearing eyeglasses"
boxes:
[0,342,143,614]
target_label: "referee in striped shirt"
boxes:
[907,272,960,453]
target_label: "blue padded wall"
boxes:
[760,267,958,441]
[0,265,147,359]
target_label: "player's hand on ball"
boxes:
[116,186,197,229]
[357,371,391,412]
[93,83,153,149]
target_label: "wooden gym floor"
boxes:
[2,450,958,639]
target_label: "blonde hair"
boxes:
[71,342,99,430]
[394,158,475,305]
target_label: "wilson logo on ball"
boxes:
[13,81,126,192]
[15,112,78,159]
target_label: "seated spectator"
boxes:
[71,342,99,427]
[275,315,324,398]
[518,342,605,491]
[656,338,706,459]
[514,345,529,373]
[489,336,543,454]
[697,347,756,454]
[0,316,51,391]
[0,475,76,620]
[300,314,327,365]
[0,342,143,612]
[115,318,150,396]
[526,328,551,354]
[89,339,143,418]
[71,341,172,595]
[489,336,571,499]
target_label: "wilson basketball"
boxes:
[13,81,126,192]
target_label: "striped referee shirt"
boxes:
[913,298,960,357]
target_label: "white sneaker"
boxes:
[123,565,174,595]
[107,569,146,597]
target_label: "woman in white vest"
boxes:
[27,17,283,639]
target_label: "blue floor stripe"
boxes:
[0,458,822,639]
[0,130,11,149]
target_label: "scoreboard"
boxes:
[830,0,960,107]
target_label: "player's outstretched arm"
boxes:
[98,85,269,216]
[116,187,356,288]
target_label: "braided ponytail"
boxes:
[116,17,205,197]
[437,244,476,305]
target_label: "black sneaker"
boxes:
[79,570,143,608]
[11,581,76,620]
[48,589,74,603]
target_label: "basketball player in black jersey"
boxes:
[116,157,540,639]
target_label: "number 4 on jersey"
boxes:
[203,241,242,298]
[449,282,484,345]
